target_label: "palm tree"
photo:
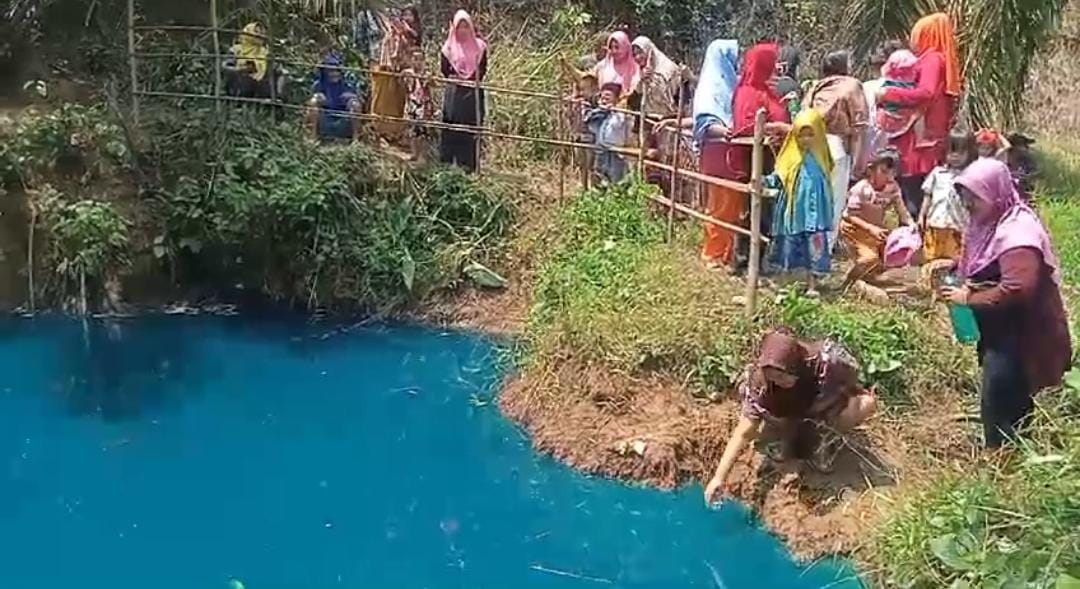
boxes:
[843,0,1067,127]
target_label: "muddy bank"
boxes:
[497,354,975,560]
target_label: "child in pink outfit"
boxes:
[875,50,926,144]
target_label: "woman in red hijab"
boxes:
[878,12,962,218]
[703,43,789,271]
[732,43,790,137]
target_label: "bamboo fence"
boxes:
[125,13,771,314]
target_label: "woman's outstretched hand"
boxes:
[940,285,970,305]
[703,475,726,505]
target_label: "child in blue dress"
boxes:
[767,108,835,295]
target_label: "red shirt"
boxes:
[881,51,954,177]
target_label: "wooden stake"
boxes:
[745,108,767,317]
[473,79,482,173]
[27,203,36,315]
[666,100,682,242]
[127,0,139,123]
[210,0,221,111]
[265,2,276,105]
[557,85,566,203]
[636,95,647,178]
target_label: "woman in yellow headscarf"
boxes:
[224,22,283,98]
[766,109,835,295]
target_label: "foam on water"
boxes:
[0,316,862,588]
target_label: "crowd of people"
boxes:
[221,9,484,168]
[217,9,1071,497]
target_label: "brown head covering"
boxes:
[751,329,818,418]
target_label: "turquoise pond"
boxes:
[0,316,862,588]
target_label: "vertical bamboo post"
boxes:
[210,0,221,111]
[474,77,482,173]
[265,2,276,104]
[127,0,139,123]
[636,94,647,178]
[557,87,566,203]
[665,103,682,242]
[745,108,767,317]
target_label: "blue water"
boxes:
[0,316,862,589]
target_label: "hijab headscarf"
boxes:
[692,39,739,143]
[442,10,487,79]
[910,13,962,97]
[235,22,268,81]
[631,36,679,80]
[596,31,640,94]
[733,43,787,129]
[955,158,1060,284]
[882,49,919,81]
[315,52,357,111]
[750,330,817,418]
[774,108,834,217]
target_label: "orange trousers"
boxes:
[701,184,745,265]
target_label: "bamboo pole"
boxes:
[127,0,138,123]
[133,24,268,39]
[666,102,682,242]
[636,95,647,178]
[557,85,566,203]
[745,108,767,317]
[473,79,482,173]
[265,3,276,104]
[131,50,654,119]
[649,194,769,242]
[27,204,36,315]
[134,89,771,239]
[210,0,221,112]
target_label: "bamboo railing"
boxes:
[125,15,770,314]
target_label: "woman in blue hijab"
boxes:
[307,52,362,141]
[692,39,739,145]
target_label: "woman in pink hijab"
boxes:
[593,31,641,101]
[439,10,489,172]
[940,158,1070,448]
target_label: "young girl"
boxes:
[767,109,835,295]
[920,128,975,262]
[841,148,913,289]
[402,49,434,161]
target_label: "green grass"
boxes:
[524,179,974,405]
[871,142,1080,588]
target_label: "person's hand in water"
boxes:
[703,475,727,505]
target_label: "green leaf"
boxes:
[1058,574,1080,589]
[930,534,975,572]
[401,252,416,292]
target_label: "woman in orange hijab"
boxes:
[879,12,962,219]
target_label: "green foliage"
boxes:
[875,408,1080,588]
[146,106,513,310]
[777,289,974,405]
[842,0,1067,127]
[527,179,759,392]
[0,104,128,187]
[37,186,131,284]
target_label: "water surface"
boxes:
[0,316,861,588]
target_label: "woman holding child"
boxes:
[879,13,962,218]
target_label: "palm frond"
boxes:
[843,0,1066,127]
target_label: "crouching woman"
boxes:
[704,329,878,504]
